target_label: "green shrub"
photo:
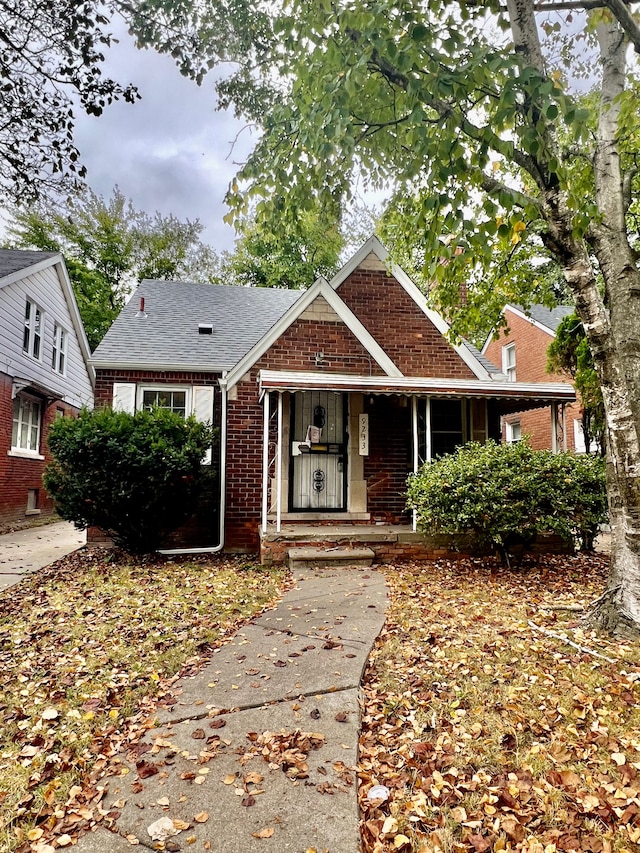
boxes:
[406,441,607,561]
[44,407,215,553]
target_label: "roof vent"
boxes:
[198,323,214,335]
[135,297,147,319]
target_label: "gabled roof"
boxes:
[223,276,403,390]
[506,303,574,335]
[0,249,59,286]
[92,280,303,371]
[0,249,94,387]
[330,236,494,381]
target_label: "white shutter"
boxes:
[192,386,214,465]
[112,383,136,413]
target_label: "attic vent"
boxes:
[198,323,214,335]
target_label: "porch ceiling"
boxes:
[258,369,576,405]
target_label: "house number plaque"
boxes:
[359,414,369,456]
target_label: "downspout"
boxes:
[158,376,228,555]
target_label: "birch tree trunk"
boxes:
[507,0,640,636]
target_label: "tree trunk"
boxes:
[506,2,640,636]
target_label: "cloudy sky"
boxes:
[61,22,256,252]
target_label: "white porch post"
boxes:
[261,390,270,532]
[276,392,283,533]
[561,403,567,451]
[412,395,418,532]
[551,401,558,453]
[425,396,432,462]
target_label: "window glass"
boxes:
[12,395,42,452]
[23,299,43,359]
[430,399,464,457]
[506,420,522,444]
[142,389,187,417]
[503,344,516,382]
[52,324,67,374]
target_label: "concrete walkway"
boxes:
[74,565,388,853]
[0,520,85,591]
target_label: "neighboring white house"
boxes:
[0,250,94,526]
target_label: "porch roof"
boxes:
[258,369,576,406]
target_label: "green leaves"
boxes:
[406,441,608,560]
[44,407,216,553]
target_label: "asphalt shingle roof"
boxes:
[0,249,58,280]
[515,303,574,332]
[92,280,304,371]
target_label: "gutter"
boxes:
[158,377,228,555]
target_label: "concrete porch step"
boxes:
[288,546,375,571]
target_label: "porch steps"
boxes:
[288,546,375,571]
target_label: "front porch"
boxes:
[259,522,480,565]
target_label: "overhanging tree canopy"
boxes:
[216,0,640,635]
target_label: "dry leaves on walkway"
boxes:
[0,550,287,852]
[359,554,640,853]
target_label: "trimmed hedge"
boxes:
[406,441,607,561]
[44,407,215,553]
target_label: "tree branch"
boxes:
[602,0,640,53]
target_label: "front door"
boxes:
[290,391,347,511]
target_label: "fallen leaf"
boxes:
[194,811,209,823]
[252,827,275,838]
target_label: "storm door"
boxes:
[290,391,347,511]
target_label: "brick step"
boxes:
[288,546,375,571]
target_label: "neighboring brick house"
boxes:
[482,303,587,452]
[0,250,94,528]
[92,237,575,559]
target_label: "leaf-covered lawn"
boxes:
[0,550,288,852]
[359,555,640,853]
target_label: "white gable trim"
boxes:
[330,236,492,381]
[503,304,558,336]
[0,254,62,289]
[54,258,96,387]
[225,277,403,390]
[481,304,556,355]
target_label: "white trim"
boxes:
[0,254,62,289]
[258,369,577,402]
[137,384,192,416]
[412,395,418,533]
[276,392,283,533]
[7,450,45,461]
[502,342,516,382]
[329,235,492,381]
[262,390,270,531]
[225,277,403,390]
[54,258,95,388]
[504,304,559,336]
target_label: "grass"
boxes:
[0,549,288,852]
[359,554,640,853]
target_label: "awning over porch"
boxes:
[258,369,576,409]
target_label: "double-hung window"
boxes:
[23,299,43,360]
[52,323,68,375]
[502,343,516,382]
[141,388,188,417]
[11,394,42,455]
[506,420,522,444]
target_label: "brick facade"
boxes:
[484,308,582,451]
[337,268,476,378]
[0,370,79,528]
[93,262,572,555]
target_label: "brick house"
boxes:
[91,238,575,561]
[0,250,94,528]
[482,303,588,452]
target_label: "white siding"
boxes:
[0,264,93,409]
